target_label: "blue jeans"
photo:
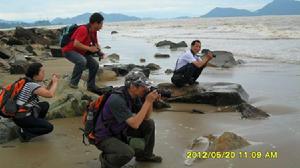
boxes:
[64,51,99,89]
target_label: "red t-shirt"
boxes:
[62,25,98,55]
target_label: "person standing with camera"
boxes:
[95,71,162,168]
[171,40,214,87]
[62,12,104,94]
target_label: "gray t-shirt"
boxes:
[16,82,41,107]
[175,50,202,70]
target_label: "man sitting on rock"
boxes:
[62,12,104,94]
[95,71,162,168]
[171,40,213,87]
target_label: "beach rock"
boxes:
[237,103,270,119]
[170,41,188,49]
[13,45,34,56]
[140,58,146,63]
[160,82,249,106]
[165,69,173,74]
[6,37,24,45]
[237,59,246,64]
[207,132,250,152]
[0,58,10,72]
[207,51,237,68]
[154,53,170,58]
[145,63,160,70]
[104,46,111,49]
[97,68,118,81]
[104,64,151,77]
[107,53,120,62]
[46,79,96,119]
[0,118,18,144]
[111,31,118,34]
[14,27,53,45]
[0,47,12,59]
[49,46,63,57]
[8,54,30,74]
[155,40,174,47]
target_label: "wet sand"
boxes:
[1,103,300,168]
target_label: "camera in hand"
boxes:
[148,86,172,98]
[201,49,216,57]
[86,48,104,61]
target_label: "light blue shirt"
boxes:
[175,50,202,70]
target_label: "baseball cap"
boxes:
[124,71,152,88]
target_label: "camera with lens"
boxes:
[86,48,104,61]
[148,86,172,98]
[201,49,216,57]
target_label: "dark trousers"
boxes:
[64,51,99,89]
[171,63,204,87]
[13,102,53,140]
[96,119,156,168]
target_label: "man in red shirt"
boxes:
[62,12,104,94]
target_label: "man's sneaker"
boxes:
[69,83,79,89]
[135,154,162,163]
[16,128,30,143]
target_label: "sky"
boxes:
[0,0,273,22]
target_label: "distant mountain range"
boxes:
[51,12,140,25]
[1,0,300,29]
[0,12,140,29]
[202,0,300,17]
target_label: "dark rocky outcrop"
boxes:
[104,63,160,77]
[140,58,146,63]
[0,47,12,59]
[145,63,161,71]
[111,31,118,34]
[165,69,173,74]
[154,53,170,58]
[159,82,249,106]
[156,82,269,119]
[155,40,174,47]
[156,40,188,49]
[170,41,188,49]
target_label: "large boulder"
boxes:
[0,46,12,59]
[159,82,249,106]
[14,27,52,45]
[8,54,30,74]
[0,58,11,72]
[145,63,160,71]
[157,82,269,119]
[207,51,237,68]
[0,118,18,144]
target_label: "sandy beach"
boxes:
[1,16,300,168]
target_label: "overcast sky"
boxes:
[0,0,273,21]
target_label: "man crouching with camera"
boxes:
[95,71,162,168]
[171,40,214,87]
